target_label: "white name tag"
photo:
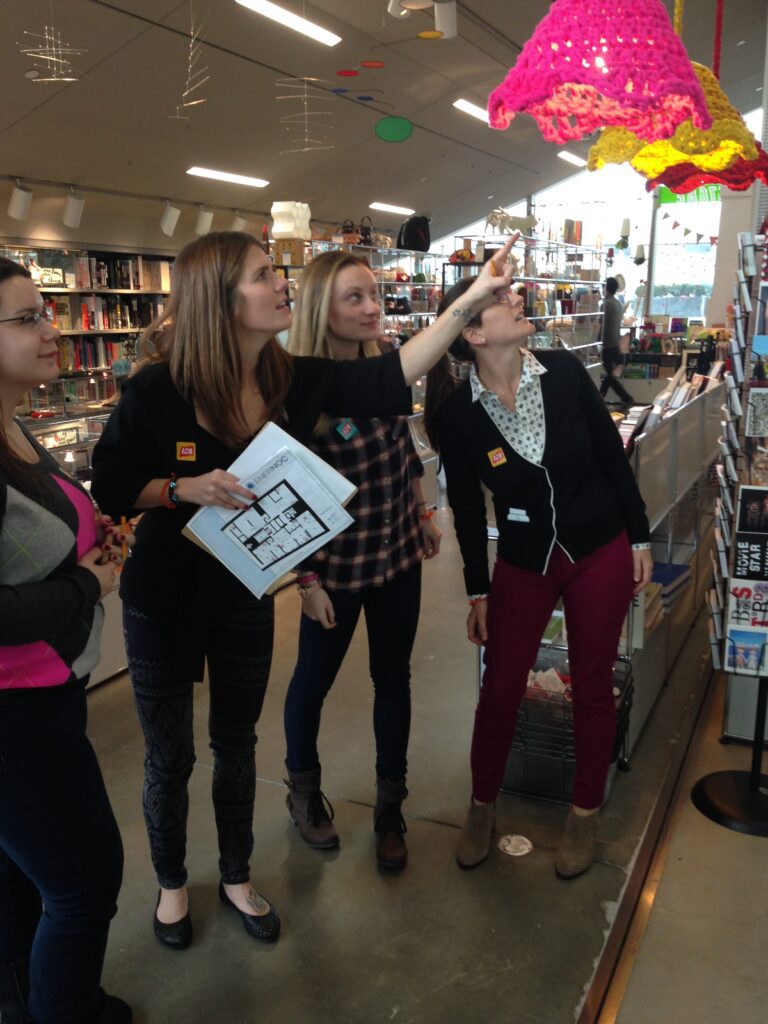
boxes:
[507,507,530,523]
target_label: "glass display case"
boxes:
[25,415,110,483]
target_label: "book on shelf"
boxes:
[183,422,357,599]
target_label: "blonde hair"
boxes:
[138,231,292,447]
[287,250,381,436]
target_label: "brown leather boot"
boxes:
[285,768,339,849]
[374,777,408,871]
[555,807,599,878]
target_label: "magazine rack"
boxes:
[691,675,768,836]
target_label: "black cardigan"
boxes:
[433,349,649,595]
[90,353,412,678]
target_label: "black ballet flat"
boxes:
[153,891,193,950]
[218,881,280,943]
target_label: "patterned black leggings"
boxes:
[123,597,273,888]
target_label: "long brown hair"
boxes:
[287,249,381,436]
[423,276,480,452]
[139,231,293,447]
[0,258,42,497]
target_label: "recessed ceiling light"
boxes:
[234,0,341,47]
[369,201,416,216]
[187,166,269,187]
[557,150,588,168]
[452,98,489,123]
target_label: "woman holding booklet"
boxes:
[91,231,516,949]
[282,251,441,871]
[423,275,653,879]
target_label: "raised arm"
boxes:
[398,235,519,385]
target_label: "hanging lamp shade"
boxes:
[588,63,758,178]
[487,0,710,145]
[645,141,768,194]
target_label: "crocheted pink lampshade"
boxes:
[488,0,711,145]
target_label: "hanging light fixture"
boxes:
[386,0,410,17]
[231,211,248,232]
[195,206,214,235]
[487,0,710,145]
[159,200,181,237]
[588,3,756,181]
[433,2,457,40]
[62,187,85,228]
[7,180,33,221]
[645,143,768,194]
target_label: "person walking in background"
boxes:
[599,277,633,406]
[283,251,441,871]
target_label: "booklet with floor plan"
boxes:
[183,422,356,598]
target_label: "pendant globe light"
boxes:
[588,1,756,182]
[487,0,710,145]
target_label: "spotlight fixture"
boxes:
[195,206,214,235]
[159,200,181,237]
[231,211,248,232]
[7,180,33,221]
[400,1,432,9]
[234,1,341,47]
[387,0,410,14]
[62,187,85,228]
[434,1,457,39]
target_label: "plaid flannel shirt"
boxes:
[302,415,425,592]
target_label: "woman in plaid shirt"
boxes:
[283,251,441,870]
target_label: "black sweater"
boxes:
[433,350,649,595]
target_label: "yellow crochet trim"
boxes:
[588,63,757,178]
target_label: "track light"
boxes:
[159,200,181,237]
[231,211,248,232]
[195,206,214,235]
[62,188,85,228]
[400,1,432,9]
[7,180,33,221]
[434,1,457,38]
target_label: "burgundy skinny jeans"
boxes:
[471,532,634,809]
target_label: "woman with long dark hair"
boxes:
[0,258,130,1024]
[91,232,516,948]
[424,275,652,878]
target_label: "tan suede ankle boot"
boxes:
[555,807,599,878]
[456,800,496,869]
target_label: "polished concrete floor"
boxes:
[87,514,760,1024]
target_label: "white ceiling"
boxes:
[1,0,766,239]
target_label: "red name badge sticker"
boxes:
[487,447,507,468]
[176,442,196,461]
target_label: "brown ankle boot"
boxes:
[374,777,408,871]
[555,807,599,878]
[285,768,339,849]
[456,800,496,868]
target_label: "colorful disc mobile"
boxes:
[375,116,413,143]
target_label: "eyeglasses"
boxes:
[0,309,55,329]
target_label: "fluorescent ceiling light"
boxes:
[557,151,587,168]
[452,98,489,123]
[234,0,341,47]
[187,166,269,188]
[369,202,415,216]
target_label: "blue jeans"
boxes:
[284,564,421,780]
[0,684,123,1024]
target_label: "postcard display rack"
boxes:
[441,236,605,383]
[698,232,768,836]
[274,240,440,508]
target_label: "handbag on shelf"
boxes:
[341,218,361,244]
[359,215,373,246]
